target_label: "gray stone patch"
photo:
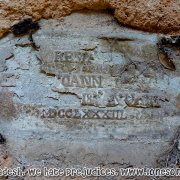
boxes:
[0,46,13,72]
[0,11,180,172]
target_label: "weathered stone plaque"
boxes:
[0,11,180,170]
[30,13,179,123]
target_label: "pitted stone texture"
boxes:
[0,47,13,72]
[0,89,16,120]
[0,145,12,169]
[0,12,180,173]
[0,0,180,37]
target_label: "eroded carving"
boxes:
[41,108,127,120]
[58,74,103,88]
[55,51,94,63]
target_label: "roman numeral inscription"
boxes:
[18,104,169,121]
[58,74,103,88]
[41,108,127,120]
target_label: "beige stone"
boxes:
[0,0,180,37]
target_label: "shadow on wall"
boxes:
[157,126,180,168]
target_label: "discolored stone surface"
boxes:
[0,89,16,120]
[0,0,180,37]
[0,11,180,179]
[177,94,180,110]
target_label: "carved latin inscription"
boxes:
[55,51,94,63]
[125,94,161,108]
[81,92,162,108]
[40,45,169,120]
[18,104,169,121]
[58,74,103,88]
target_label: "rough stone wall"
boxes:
[0,0,180,178]
[0,0,180,37]
[0,11,180,179]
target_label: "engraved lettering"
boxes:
[71,75,81,87]
[59,74,103,88]
[58,109,65,118]
[125,94,160,108]
[39,108,127,120]
[82,109,89,119]
[60,75,70,86]
[65,109,73,118]
[74,109,81,119]
[102,110,111,119]
[81,92,161,108]
[55,51,94,63]
[41,109,57,118]
[81,75,91,87]
[92,76,102,88]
